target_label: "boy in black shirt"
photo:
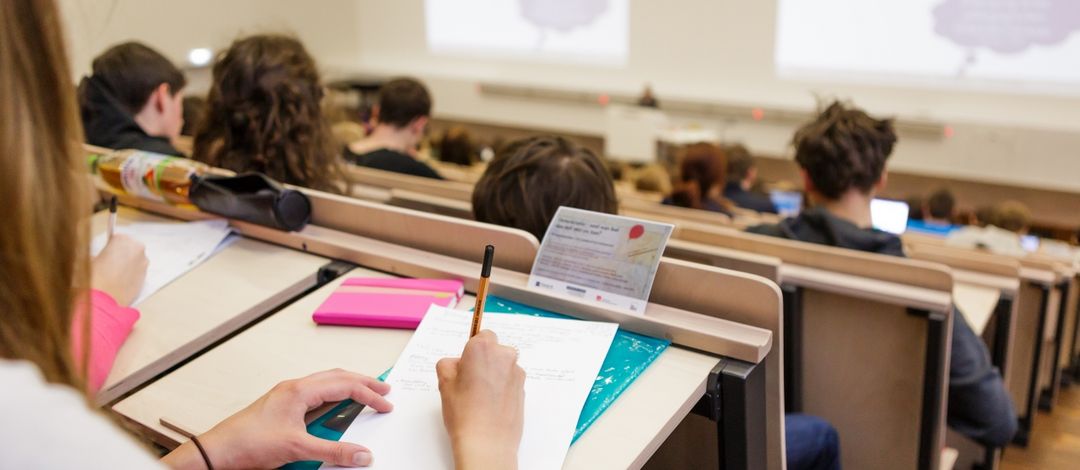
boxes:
[346,78,442,179]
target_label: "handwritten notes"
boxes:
[91,219,234,306]
[325,306,617,470]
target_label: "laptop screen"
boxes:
[769,190,803,217]
[870,199,910,235]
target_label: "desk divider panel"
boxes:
[802,291,930,469]
[906,243,1022,469]
[1019,258,1069,414]
[647,257,785,470]
[906,239,1076,446]
[666,222,954,470]
[906,244,1021,383]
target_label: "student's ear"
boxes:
[370,105,381,125]
[800,169,814,193]
[151,83,172,113]
[411,116,429,135]
[875,170,889,192]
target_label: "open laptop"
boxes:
[769,190,803,217]
[870,198,910,235]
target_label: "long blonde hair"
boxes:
[0,0,89,388]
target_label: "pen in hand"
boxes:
[107,196,118,242]
[470,245,495,337]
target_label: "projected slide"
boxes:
[775,0,1080,94]
[425,0,628,65]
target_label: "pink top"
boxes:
[70,290,140,393]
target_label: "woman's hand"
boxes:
[437,330,525,470]
[90,234,148,306]
[162,369,393,469]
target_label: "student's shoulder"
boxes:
[745,222,784,237]
[111,133,183,156]
[0,361,164,468]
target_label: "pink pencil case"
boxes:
[312,278,464,329]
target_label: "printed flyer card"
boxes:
[528,207,673,314]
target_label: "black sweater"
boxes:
[749,207,1019,447]
[345,148,443,180]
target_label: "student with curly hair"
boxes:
[193,35,345,193]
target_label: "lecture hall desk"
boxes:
[92,207,330,405]
[113,268,762,469]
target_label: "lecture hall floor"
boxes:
[1001,385,1080,470]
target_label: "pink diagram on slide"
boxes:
[933,0,1080,75]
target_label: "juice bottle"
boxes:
[87,150,211,204]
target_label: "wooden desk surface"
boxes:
[92,208,329,404]
[953,282,1002,336]
[113,268,723,469]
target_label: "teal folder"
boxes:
[282,296,669,470]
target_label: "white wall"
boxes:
[59,0,1080,192]
[345,0,1080,192]
[59,0,361,80]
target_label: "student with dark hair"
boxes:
[908,188,959,235]
[723,143,778,214]
[181,95,206,136]
[750,101,1017,450]
[925,188,956,223]
[437,126,478,166]
[472,136,617,241]
[78,42,186,155]
[663,143,735,216]
[905,195,925,221]
[347,78,442,179]
[193,35,345,193]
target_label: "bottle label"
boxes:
[119,151,172,201]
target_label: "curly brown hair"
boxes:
[794,101,896,200]
[472,136,617,241]
[193,34,344,193]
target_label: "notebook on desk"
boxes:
[312,278,464,329]
[284,296,670,470]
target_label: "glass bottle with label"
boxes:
[87,150,211,204]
